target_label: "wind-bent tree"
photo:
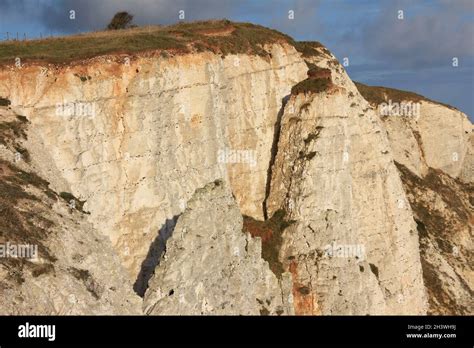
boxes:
[107,12,134,30]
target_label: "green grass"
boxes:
[0,20,329,65]
[0,31,187,64]
[0,20,312,65]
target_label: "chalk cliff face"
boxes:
[0,21,471,315]
[265,49,428,315]
[355,82,473,181]
[143,180,294,315]
[0,107,141,314]
[354,83,473,315]
[0,44,307,293]
[396,163,473,315]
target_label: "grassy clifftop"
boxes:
[0,20,323,65]
[354,82,457,110]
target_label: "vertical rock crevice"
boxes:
[263,95,291,220]
[264,68,428,314]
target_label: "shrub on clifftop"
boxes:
[107,11,135,30]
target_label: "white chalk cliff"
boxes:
[0,21,471,315]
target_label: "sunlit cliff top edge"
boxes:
[0,19,469,115]
[0,19,324,65]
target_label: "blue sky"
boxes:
[1,0,473,119]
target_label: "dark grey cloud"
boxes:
[354,0,474,69]
[1,0,323,35]
[56,0,238,31]
[0,0,243,33]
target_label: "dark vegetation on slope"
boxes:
[0,20,329,65]
[293,41,328,57]
[0,113,31,162]
[291,66,333,95]
[355,82,457,110]
[0,158,57,285]
[59,192,88,213]
[68,267,102,299]
[395,162,473,315]
[0,109,92,287]
[242,209,295,278]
